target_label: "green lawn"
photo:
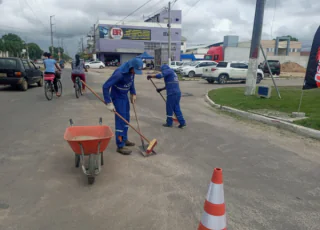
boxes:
[208,86,320,130]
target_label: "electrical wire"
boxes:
[115,0,154,25]
[270,0,277,39]
[183,0,202,17]
[23,0,49,31]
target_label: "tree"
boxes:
[28,43,43,60]
[48,46,65,60]
[1,33,25,57]
[273,35,299,41]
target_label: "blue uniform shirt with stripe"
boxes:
[102,66,136,103]
[155,64,180,95]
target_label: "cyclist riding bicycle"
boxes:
[43,53,62,96]
[71,54,87,91]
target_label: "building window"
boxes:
[163,32,168,36]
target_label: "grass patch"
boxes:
[208,86,320,130]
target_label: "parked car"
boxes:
[170,61,183,71]
[259,60,281,75]
[176,61,192,73]
[180,61,218,78]
[0,57,43,91]
[202,61,264,84]
[85,61,105,69]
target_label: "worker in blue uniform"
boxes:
[147,64,186,128]
[103,58,143,155]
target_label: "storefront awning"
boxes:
[115,48,144,53]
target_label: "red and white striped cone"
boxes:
[198,168,227,230]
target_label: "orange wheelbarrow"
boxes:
[64,118,114,185]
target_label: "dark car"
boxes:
[259,60,281,76]
[0,58,43,91]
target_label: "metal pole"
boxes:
[50,15,54,56]
[259,44,281,99]
[81,37,84,53]
[297,89,304,112]
[167,1,171,64]
[244,0,266,95]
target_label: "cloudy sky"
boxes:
[0,0,319,56]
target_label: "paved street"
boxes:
[0,68,319,230]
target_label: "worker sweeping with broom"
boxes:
[102,58,144,155]
[147,64,186,128]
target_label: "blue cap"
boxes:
[129,58,143,75]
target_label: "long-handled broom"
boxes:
[81,81,157,156]
[149,78,179,123]
[132,103,154,156]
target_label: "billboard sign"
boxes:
[109,27,151,40]
[99,26,109,39]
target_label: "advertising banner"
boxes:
[99,26,109,39]
[110,27,151,40]
[303,26,320,90]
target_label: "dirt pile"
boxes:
[281,62,306,73]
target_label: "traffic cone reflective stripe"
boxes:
[198,168,227,230]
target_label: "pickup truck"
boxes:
[0,57,43,91]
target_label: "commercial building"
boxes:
[94,9,182,64]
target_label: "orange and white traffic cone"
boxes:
[198,168,227,230]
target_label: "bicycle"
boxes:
[44,73,62,101]
[74,75,83,98]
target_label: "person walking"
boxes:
[102,58,143,155]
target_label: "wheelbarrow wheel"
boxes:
[75,154,80,168]
[88,176,95,185]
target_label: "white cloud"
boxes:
[0,0,318,55]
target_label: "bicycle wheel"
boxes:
[56,80,62,97]
[75,79,80,99]
[44,81,53,101]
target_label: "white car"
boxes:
[170,61,183,71]
[180,61,218,78]
[176,61,192,73]
[85,61,105,69]
[201,61,264,84]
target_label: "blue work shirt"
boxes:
[156,64,181,95]
[102,68,136,104]
[44,59,56,73]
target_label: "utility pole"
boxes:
[81,37,84,53]
[58,38,61,61]
[244,0,266,95]
[93,24,96,60]
[50,15,54,56]
[167,1,171,64]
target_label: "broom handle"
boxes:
[150,78,178,120]
[132,103,144,142]
[150,78,167,103]
[81,80,150,143]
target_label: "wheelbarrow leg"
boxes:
[75,154,80,168]
[101,152,104,166]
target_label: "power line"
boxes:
[183,0,202,17]
[23,0,49,31]
[115,0,154,25]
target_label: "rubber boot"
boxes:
[125,140,135,147]
[178,124,187,129]
[117,147,132,155]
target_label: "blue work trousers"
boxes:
[113,96,130,148]
[166,92,186,126]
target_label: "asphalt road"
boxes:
[0,69,319,230]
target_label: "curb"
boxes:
[205,94,320,140]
